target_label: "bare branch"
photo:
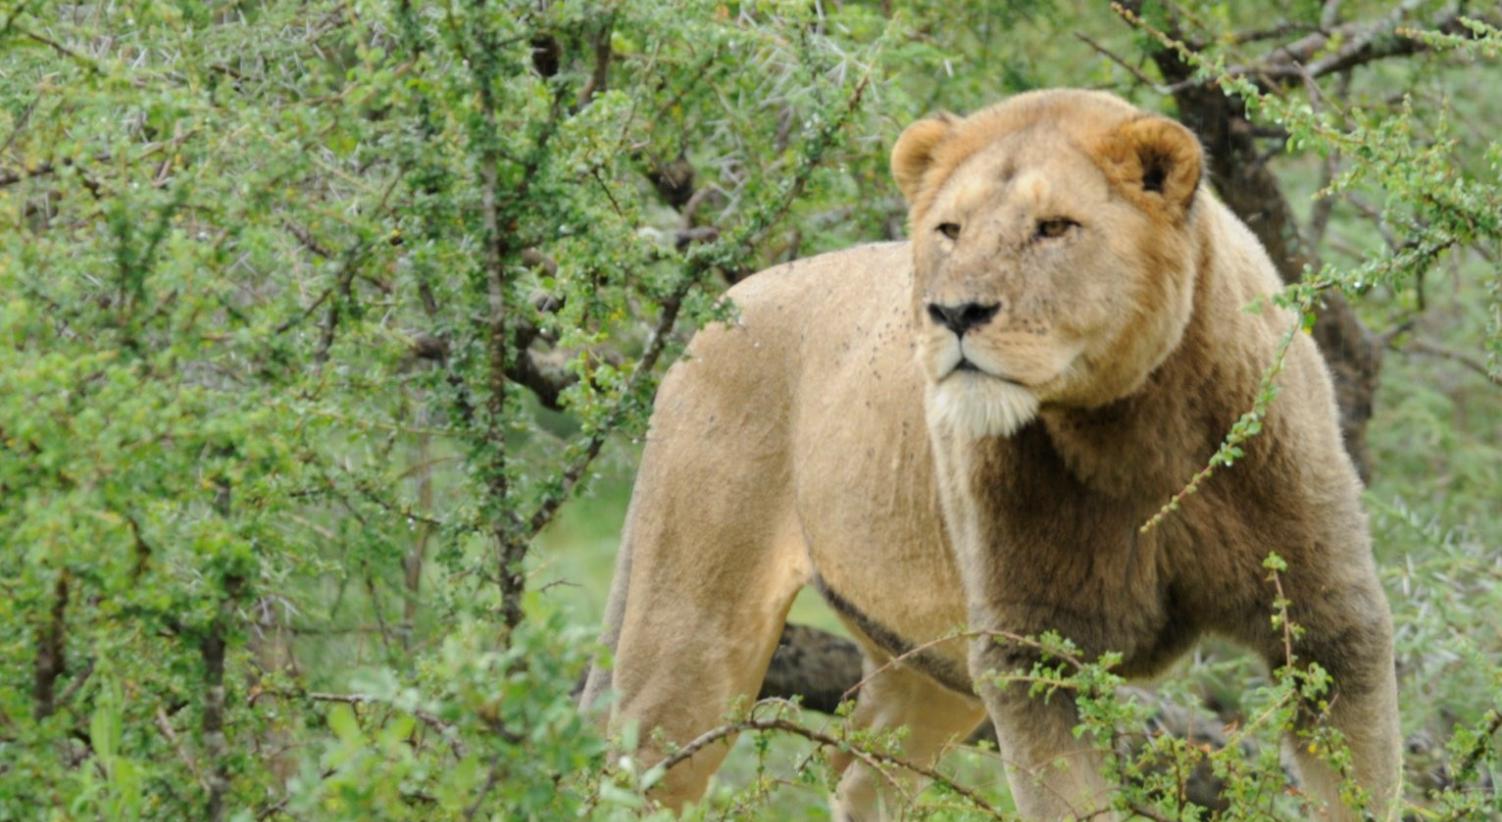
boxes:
[519,276,691,541]
[15,25,101,73]
[54,657,94,711]
[1320,0,1344,31]
[1140,2,1494,94]
[1074,31,1164,90]
[313,176,400,364]
[652,716,1009,820]
[1392,337,1502,387]
[283,220,334,258]
[1224,21,1317,45]
[1455,710,1502,780]
[1306,72,1351,259]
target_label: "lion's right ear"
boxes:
[890,113,955,204]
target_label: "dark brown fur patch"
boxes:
[812,574,975,697]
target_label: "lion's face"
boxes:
[891,91,1204,440]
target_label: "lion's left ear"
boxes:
[1098,115,1202,217]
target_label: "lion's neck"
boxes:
[1033,226,1261,502]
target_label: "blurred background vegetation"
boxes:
[0,0,1498,819]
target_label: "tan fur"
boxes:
[581,90,1400,820]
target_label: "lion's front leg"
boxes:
[969,636,1118,821]
[1286,667,1402,822]
[1273,577,1403,821]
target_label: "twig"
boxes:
[289,690,466,758]
[518,278,690,542]
[1320,0,1344,31]
[312,175,402,363]
[1265,560,1297,668]
[840,628,1087,704]
[274,286,333,335]
[1117,1,1489,93]
[1343,194,1401,251]
[1224,22,1317,45]
[283,220,334,258]
[651,717,1008,820]
[155,707,211,793]
[200,574,244,822]
[1393,337,1501,386]
[361,568,395,658]
[577,16,614,108]
[1139,294,1318,534]
[1074,32,1164,90]
[54,657,94,710]
[1306,144,1342,258]
[1454,709,1502,778]
[462,757,502,820]
[16,25,101,73]
[0,93,37,156]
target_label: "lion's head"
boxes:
[891,90,1204,440]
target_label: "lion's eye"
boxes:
[1035,217,1079,240]
[936,222,961,240]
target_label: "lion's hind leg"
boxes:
[591,378,810,807]
[831,657,987,821]
[607,512,808,808]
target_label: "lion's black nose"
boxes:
[926,301,999,336]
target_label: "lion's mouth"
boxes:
[947,358,1023,386]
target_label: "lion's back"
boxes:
[658,241,915,420]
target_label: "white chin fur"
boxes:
[927,375,1040,440]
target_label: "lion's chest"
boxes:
[977,526,1197,678]
[952,429,1206,676]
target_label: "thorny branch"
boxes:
[313,175,403,364]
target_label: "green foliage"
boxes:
[2,0,1499,819]
[0,0,880,816]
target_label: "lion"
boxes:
[580,89,1400,820]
